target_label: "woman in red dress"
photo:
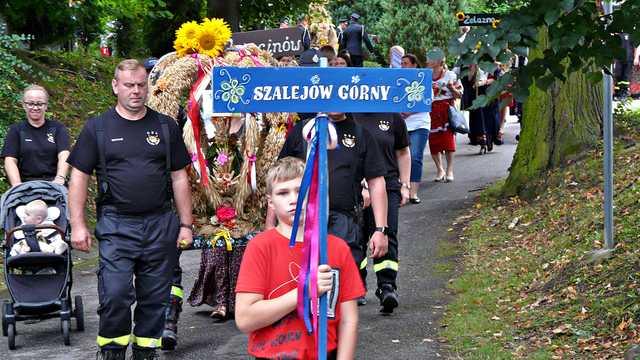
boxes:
[426,49,463,182]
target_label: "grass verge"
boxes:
[441,108,640,358]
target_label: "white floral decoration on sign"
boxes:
[214,68,251,111]
[392,71,430,109]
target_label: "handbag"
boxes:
[448,106,469,134]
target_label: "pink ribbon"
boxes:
[298,158,320,336]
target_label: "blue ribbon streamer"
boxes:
[286,116,330,358]
[317,115,329,360]
[289,137,317,247]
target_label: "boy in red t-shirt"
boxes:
[235,157,365,360]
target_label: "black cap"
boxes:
[143,57,158,71]
[280,18,290,25]
[350,13,360,20]
[298,48,321,67]
[339,19,349,23]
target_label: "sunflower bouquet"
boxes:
[174,18,232,58]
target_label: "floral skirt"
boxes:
[187,233,255,317]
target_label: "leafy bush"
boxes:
[329,0,458,65]
[0,23,33,146]
[614,100,640,137]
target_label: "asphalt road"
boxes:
[1,119,519,360]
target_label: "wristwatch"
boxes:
[401,182,411,190]
[374,226,389,235]
[180,223,194,231]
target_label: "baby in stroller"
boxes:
[9,199,68,256]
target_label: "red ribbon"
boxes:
[187,55,209,186]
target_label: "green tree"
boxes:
[449,0,638,196]
[375,0,459,64]
[207,0,311,31]
[144,0,204,56]
[96,0,171,56]
[0,0,101,49]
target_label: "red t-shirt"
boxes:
[235,229,365,360]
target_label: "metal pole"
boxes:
[603,1,615,249]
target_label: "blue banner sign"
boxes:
[211,67,432,113]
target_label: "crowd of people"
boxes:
[0,13,524,360]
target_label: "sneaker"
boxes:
[96,349,126,360]
[130,348,159,360]
[376,284,399,314]
[357,297,367,306]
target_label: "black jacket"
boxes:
[340,21,374,56]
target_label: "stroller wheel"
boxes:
[61,319,70,346]
[74,296,85,331]
[1,301,8,337]
[7,323,15,350]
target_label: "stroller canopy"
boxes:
[0,181,69,231]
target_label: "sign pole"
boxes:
[603,1,615,250]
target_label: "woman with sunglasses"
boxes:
[1,84,70,186]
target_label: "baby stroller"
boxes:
[0,181,84,350]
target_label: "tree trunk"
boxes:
[208,0,240,32]
[503,28,603,197]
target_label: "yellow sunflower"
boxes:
[456,11,465,21]
[174,21,201,56]
[491,19,501,29]
[197,18,232,58]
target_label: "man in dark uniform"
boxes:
[143,57,186,351]
[353,112,411,313]
[297,15,311,52]
[336,19,348,46]
[340,13,374,67]
[68,59,193,360]
[274,112,389,298]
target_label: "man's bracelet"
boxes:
[55,175,66,181]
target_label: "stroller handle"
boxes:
[5,224,66,248]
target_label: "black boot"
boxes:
[161,293,183,351]
[96,348,126,360]
[130,347,159,360]
[376,284,399,314]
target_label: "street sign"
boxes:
[457,13,500,27]
[231,28,303,58]
[211,67,432,113]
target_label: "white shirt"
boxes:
[404,112,430,131]
[432,70,461,101]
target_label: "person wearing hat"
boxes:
[340,13,374,67]
[336,19,349,46]
[425,48,463,183]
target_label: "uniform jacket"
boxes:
[340,21,374,56]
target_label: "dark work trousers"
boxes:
[328,210,366,289]
[95,208,179,350]
[351,55,364,67]
[170,251,183,298]
[362,188,400,290]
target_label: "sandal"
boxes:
[409,197,421,204]
[210,305,227,320]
